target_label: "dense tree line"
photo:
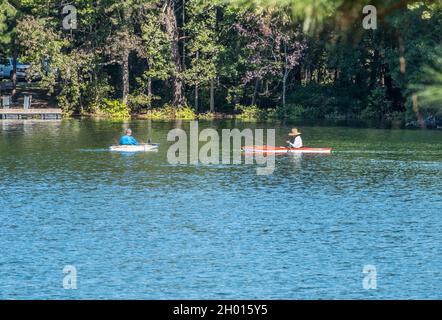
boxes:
[0,0,441,125]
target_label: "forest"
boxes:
[0,0,441,126]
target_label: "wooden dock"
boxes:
[0,108,62,120]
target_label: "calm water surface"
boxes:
[0,119,441,299]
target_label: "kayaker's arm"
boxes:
[130,137,139,145]
[287,136,303,148]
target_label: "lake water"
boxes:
[0,119,441,299]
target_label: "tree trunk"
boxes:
[195,84,199,112]
[210,78,215,113]
[370,49,380,88]
[397,32,406,74]
[164,0,184,107]
[182,0,186,94]
[294,66,301,84]
[317,67,323,84]
[283,73,288,118]
[306,67,312,83]
[412,94,425,128]
[251,78,259,106]
[182,0,186,67]
[122,49,129,105]
[282,42,288,118]
[384,66,393,93]
[147,77,152,108]
[11,41,18,99]
[334,68,339,85]
[195,50,199,111]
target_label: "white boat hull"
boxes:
[109,144,159,152]
[242,146,332,154]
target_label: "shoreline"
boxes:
[2,81,440,129]
[63,113,442,130]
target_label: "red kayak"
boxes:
[242,146,332,154]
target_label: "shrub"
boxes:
[385,111,405,122]
[404,97,417,122]
[128,93,153,112]
[146,105,175,119]
[83,77,114,114]
[175,105,197,120]
[93,99,131,119]
[146,104,197,120]
[235,104,267,121]
[284,84,339,120]
[275,104,304,120]
[361,87,392,120]
[198,112,216,120]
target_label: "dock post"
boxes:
[2,96,11,109]
[24,95,32,110]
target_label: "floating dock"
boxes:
[0,108,62,120]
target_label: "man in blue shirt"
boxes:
[119,128,139,145]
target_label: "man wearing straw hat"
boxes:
[286,128,303,148]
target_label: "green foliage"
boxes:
[235,104,267,121]
[361,87,392,120]
[6,0,442,127]
[140,7,174,82]
[184,1,221,87]
[279,104,305,120]
[0,0,16,49]
[147,105,197,120]
[197,112,215,120]
[16,15,94,112]
[128,92,153,111]
[176,106,198,120]
[93,99,131,119]
[404,97,417,122]
[227,0,423,33]
[385,111,405,122]
[285,84,334,116]
[411,46,442,113]
[83,76,114,113]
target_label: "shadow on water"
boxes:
[278,118,407,129]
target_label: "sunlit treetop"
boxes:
[223,0,440,32]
